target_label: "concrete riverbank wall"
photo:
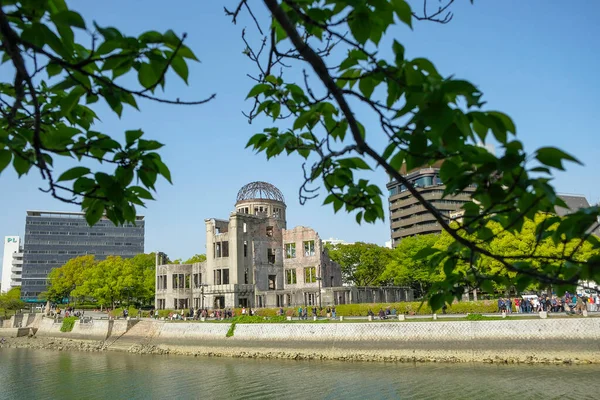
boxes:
[2,316,599,363]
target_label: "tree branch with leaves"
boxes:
[234,0,599,309]
[0,0,213,225]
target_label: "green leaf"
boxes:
[130,186,154,200]
[175,45,199,61]
[73,177,96,193]
[47,62,63,78]
[57,166,90,182]
[358,76,376,98]
[488,111,516,134]
[96,40,121,56]
[536,147,582,171]
[348,8,371,44]
[40,24,70,59]
[0,150,13,173]
[85,200,104,226]
[246,84,271,99]
[52,10,86,29]
[60,86,86,115]
[391,0,413,28]
[153,157,172,183]
[392,40,405,64]
[170,56,189,84]
[138,63,158,89]
[138,139,163,151]
[94,23,122,41]
[338,157,371,170]
[12,154,31,177]
[125,129,144,147]
[139,30,163,44]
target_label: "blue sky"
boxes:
[0,0,598,261]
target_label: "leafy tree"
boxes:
[384,235,442,298]
[73,256,128,308]
[129,253,156,304]
[46,254,96,303]
[2,0,598,310]
[0,0,213,225]
[0,287,25,315]
[184,254,206,264]
[237,0,600,308]
[325,242,392,286]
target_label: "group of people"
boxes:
[163,307,250,321]
[498,293,600,315]
[367,307,397,319]
[49,306,85,318]
[295,306,337,319]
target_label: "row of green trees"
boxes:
[327,215,598,299]
[43,252,207,307]
[44,254,155,308]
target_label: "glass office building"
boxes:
[20,211,145,302]
[387,162,474,246]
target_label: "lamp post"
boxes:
[200,283,208,310]
[316,277,322,309]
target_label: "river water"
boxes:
[0,348,598,399]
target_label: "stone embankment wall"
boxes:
[2,316,599,363]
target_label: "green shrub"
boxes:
[60,316,78,332]
[157,309,174,319]
[226,322,236,337]
[109,306,145,318]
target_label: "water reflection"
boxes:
[0,348,597,399]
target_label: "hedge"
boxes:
[153,300,502,320]
[108,306,151,318]
[239,300,500,317]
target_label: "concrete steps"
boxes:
[106,320,160,352]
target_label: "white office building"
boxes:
[1,236,23,293]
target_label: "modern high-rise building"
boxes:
[387,162,475,246]
[20,210,145,302]
[1,236,23,293]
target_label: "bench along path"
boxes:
[105,320,160,352]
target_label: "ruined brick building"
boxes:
[155,182,413,310]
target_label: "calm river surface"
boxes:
[0,348,599,399]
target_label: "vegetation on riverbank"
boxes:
[60,317,78,332]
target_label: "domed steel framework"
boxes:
[236,181,285,203]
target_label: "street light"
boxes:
[316,276,322,309]
[199,283,208,310]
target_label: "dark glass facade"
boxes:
[387,168,474,246]
[20,211,145,302]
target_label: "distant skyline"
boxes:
[0,1,598,261]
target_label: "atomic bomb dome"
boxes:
[235,181,285,204]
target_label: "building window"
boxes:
[223,269,229,285]
[267,248,275,264]
[268,275,276,290]
[304,267,317,283]
[185,274,190,289]
[266,226,273,237]
[214,269,222,285]
[244,268,249,284]
[273,208,280,218]
[285,243,296,258]
[243,223,247,233]
[285,269,297,285]
[303,240,315,257]
[222,241,229,257]
[244,241,248,257]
